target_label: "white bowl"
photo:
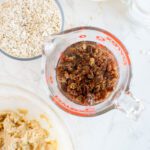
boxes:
[0,83,74,150]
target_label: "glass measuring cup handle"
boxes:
[115,91,144,120]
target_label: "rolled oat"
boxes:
[0,0,62,59]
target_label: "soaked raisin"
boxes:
[56,41,119,106]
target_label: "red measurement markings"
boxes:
[96,35,130,66]
[96,36,105,42]
[52,95,96,116]
[79,35,87,38]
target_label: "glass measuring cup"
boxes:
[42,26,144,119]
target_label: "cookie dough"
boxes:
[0,111,57,150]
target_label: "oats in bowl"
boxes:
[0,0,63,60]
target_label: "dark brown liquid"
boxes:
[56,41,119,106]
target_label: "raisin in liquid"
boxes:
[56,41,119,106]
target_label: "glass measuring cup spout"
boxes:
[44,35,61,56]
[42,26,144,119]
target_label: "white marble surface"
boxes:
[1,0,150,150]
